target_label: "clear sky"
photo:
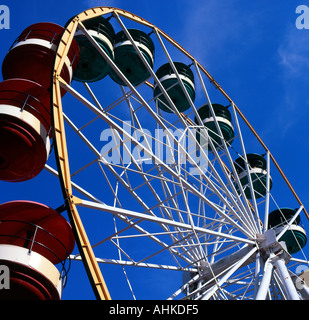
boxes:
[1,0,309,300]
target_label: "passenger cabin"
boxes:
[154,62,195,113]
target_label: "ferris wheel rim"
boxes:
[52,6,307,219]
[50,6,308,300]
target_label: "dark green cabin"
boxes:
[74,16,115,82]
[109,29,155,86]
[234,153,272,199]
[154,62,195,113]
[194,103,234,150]
[268,208,307,254]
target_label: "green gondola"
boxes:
[109,29,155,86]
[268,208,307,254]
[234,153,272,199]
[195,103,234,150]
[154,62,195,113]
[74,16,115,82]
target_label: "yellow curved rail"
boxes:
[52,6,307,300]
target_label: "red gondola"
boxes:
[0,201,75,300]
[2,22,80,93]
[0,78,51,182]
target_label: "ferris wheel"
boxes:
[0,6,309,300]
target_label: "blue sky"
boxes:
[1,0,309,300]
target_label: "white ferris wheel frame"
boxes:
[49,7,309,300]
